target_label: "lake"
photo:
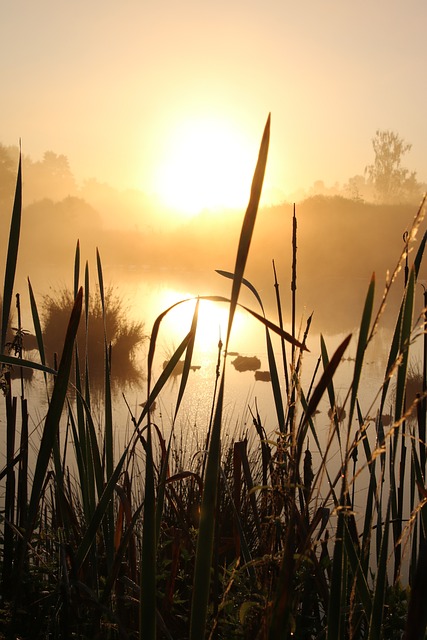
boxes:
[3,269,423,488]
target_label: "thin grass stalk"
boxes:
[1,150,22,601]
[272,259,290,397]
[268,336,352,637]
[17,396,28,528]
[367,500,391,640]
[421,287,427,478]
[140,423,157,640]
[28,278,49,396]
[219,465,255,576]
[203,335,223,481]
[405,442,427,639]
[348,274,375,429]
[190,373,225,640]
[356,403,378,574]
[96,249,115,572]
[394,267,416,579]
[82,261,97,510]
[405,536,427,640]
[288,203,297,434]
[2,389,16,598]
[326,485,347,640]
[135,330,193,430]
[146,302,201,623]
[343,517,372,622]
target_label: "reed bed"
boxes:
[0,118,427,639]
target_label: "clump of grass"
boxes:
[42,285,146,386]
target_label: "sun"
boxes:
[154,290,247,356]
[153,116,256,216]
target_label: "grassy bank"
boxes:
[1,119,427,639]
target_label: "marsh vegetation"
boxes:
[1,119,427,639]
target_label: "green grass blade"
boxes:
[174,298,199,422]
[265,327,285,432]
[327,496,346,640]
[225,113,270,348]
[343,518,372,622]
[349,274,375,426]
[27,278,47,368]
[215,269,265,312]
[140,424,157,640]
[0,354,57,376]
[300,334,352,438]
[26,288,82,526]
[367,499,391,640]
[74,240,80,299]
[190,372,225,640]
[395,267,415,423]
[1,150,21,354]
[74,447,128,571]
[137,331,192,428]
[320,335,342,451]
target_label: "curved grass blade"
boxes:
[136,330,192,428]
[174,298,199,423]
[215,273,285,430]
[320,335,342,452]
[204,295,308,351]
[300,334,352,439]
[0,354,56,376]
[215,269,265,312]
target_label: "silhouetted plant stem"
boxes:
[286,204,298,434]
[203,335,223,481]
[421,286,427,476]
[272,259,289,398]
[2,376,16,599]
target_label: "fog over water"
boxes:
[2,188,426,432]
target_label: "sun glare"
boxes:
[156,291,246,356]
[154,117,256,216]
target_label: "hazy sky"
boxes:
[2,1,426,214]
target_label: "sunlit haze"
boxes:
[153,115,257,215]
[2,1,427,216]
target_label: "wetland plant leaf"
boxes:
[1,150,21,354]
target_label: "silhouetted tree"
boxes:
[23,150,77,201]
[365,130,419,203]
[0,144,16,203]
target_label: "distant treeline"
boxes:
[0,142,425,332]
